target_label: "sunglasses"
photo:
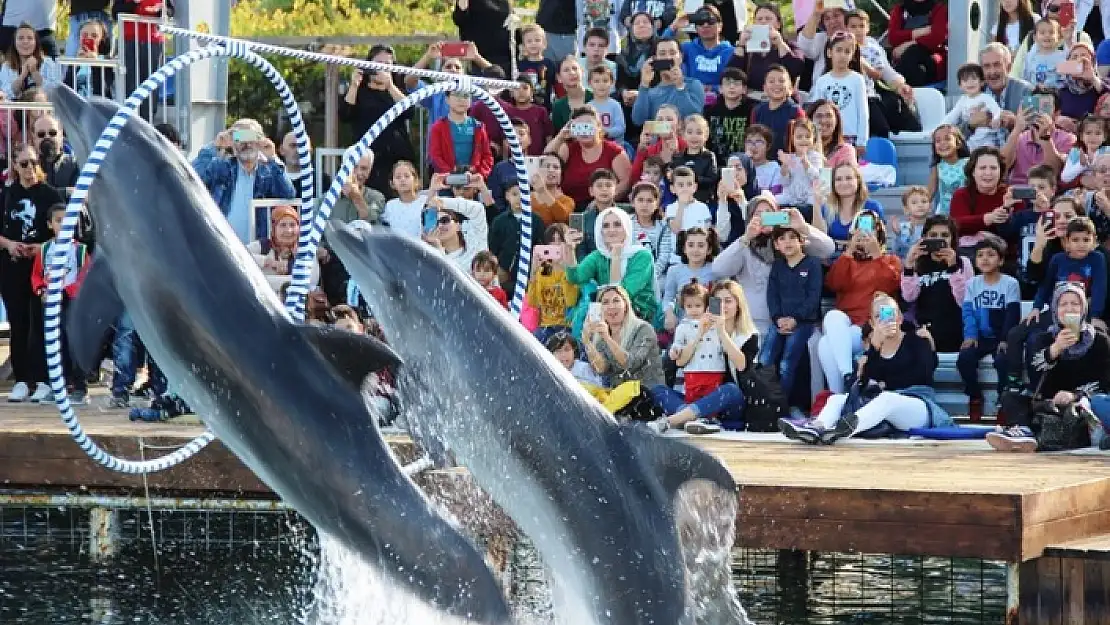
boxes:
[35,129,58,139]
[18,159,36,168]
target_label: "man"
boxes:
[192,118,295,245]
[1000,87,1074,185]
[537,0,582,62]
[965,43,1033,141]
[630,38,706,125]
[33,115,76,192]
[280,130,329,199]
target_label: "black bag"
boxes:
[736,366,789,432]
[1032,403,1091,452]
[614,386,667,423]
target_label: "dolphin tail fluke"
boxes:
[66,258,124,374]
[294,325,402,390]
[618,425,737,499]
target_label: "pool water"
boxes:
[0,508,1007,624]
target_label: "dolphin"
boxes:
[48,86,511,624]
[326,220,742,625]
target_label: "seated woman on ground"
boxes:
[580,284,666,395]
[249,205,321,293]
[563,207,660,324]
[781,292,954,445]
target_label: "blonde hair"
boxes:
[683,113,709,132]
[825,162,869,210]
[901,185,929,204]
[712,280,757,338]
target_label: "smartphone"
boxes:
[588,302,603,323]
[921,238,947,252]
[652,58,675,72]
[857,214,875,233]
[721,167,737,192]
[1063,312,1082,334]
[1057,60,1084,76]
[231,128,261,143]
[569,213,585,232]
[80,35,96,53]
[819,167,833,191]
[761,211,789,227]
[524,155,542,179]
[643,120,673,135]
[1058,1,1075,28]
[422,208,439,234]
[444,172,470,186]
[440,42,469,58]
[569,122,596,138]
[1043,210,1056,230]
[707,296,722,315]
[1013,186,1036,200]
[535,244,562,262]
[878,304,897,324]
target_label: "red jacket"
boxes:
[825,253,903,325]
[31,241,91,299]
[428,117,494,179]
[949,185,1007,237]
[888,3,948,52]
[115,0,166,43]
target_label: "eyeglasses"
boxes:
[17,160,36,168]
[437,215,453,225]
[1047,4,1061,12]
[35,129,58,139]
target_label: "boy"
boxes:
[669,114,719,204]
[490,181,546,288]
[489,119,532,213]
[30,204,90,404]
[579,28,619,94]
[847,10,915,136]
[1033,217,1107,320]
[940,63,1003,150]
[428,89,494,178]
[707,67,751,167]
[471,250,509,309]
[760,225,823,401]
[587,66,626,142]
[751,64,805,156]
[959,234,1021,422]
[665,166,712,234]
[641,155,672,204]
[1021,18,1067,89]
[1001,163,1058,298]
[575,169,622,257]
[889,186,931,259]
[744,124,781,193]
[502,80,553,156]
[517,24,559,106]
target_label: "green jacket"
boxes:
[566,247,659,322]
[490,209,546,283]
[552,90,595,132]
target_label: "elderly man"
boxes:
[331,152,385,225]
[193,119,295,244]
[964,43,1033,141]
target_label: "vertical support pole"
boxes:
[89,507,119,563]
[1006,561,1020,625]
[325,64,339,150]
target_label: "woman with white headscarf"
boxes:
[563,206,660,323]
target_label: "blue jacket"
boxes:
[767,254,823,323]
[192,146,296,240]
[680,39,735,90]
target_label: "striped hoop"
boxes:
[43,43,312,473]
[288,77,535,317]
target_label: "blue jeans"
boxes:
[1089,394,1110,447]
[650,382,744,420]
[957,338,1006,399]
[111,313,169,397]
[759,321,815,400]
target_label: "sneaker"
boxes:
[108,392,130,409]
[986,426,1038,452]
[29,383,52,403]
[69,389,87,406]
[968,397,984,423]
[647,417,670,434]
[128,407,164,422]
[779,417,822,444]
[7,381,29,402]
[684,418,721,435]
[820,412,859,445]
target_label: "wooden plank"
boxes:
[1024,511,1110,562]
[1045,533,1110,560]
[1020,557,1063,625]
[1062,558,1086,625]
[1084,559,1110,622]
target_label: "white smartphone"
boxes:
[588,302,603,323]
[721,167,737,192]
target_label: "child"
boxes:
[529,224,581,342]
[752,64,805,156]
[380,161,428,240]
[641,155,672,204]
[889,186,932,259]
[472,250,509,309]
[489,119,532,213]
[706,67,751,167]
[993,0,1039,51]
[940,63,1003,150]
[809,32,869,148]
[586,66,626,142]
[575,169,622,257]
[999,163,1058,298]
[517,24,559,106]
[927,124,970,215]
[1033,217,1107,320]
[428,90,494,178]
[579,28,619,94]
[546,331,606,388]
[30,203,90,405]
[775,118,825,208]
[901,215,975,353]
[847,9,912,137]
[1061,115,1110,186]
[760,225,823,400]
[628,181,676,293]
[662,227,719,332]
[1020,18,1067,89]
[665,166,713,235]
[744,124,782,194]
[490,181,546,287]
[669,114,719,204]
[502,81,553,157]
[959,234,1021,422]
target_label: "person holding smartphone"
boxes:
[63,19,113,99]
[630,38,706,126]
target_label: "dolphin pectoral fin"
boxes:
[66,259,124,374]
[618,425,737,499]
[295,325,402,389]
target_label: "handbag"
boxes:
[736,366,789,432]
[1032,402,1091,452]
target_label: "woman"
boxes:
[783,292,953,444]
[453,0,512,76]
[820,162,885,258]
[887,0,949,86]
[1058,43,1106,125]
[0,144,63,403]
[530,153,575,226]
[949,147,1010,243]
[551,56,592,131]
[425,174,491,274]
[564,207,659,323]
[733,4,807,98]
[0,24,61,100]
[817,213,903,393]
[617,12,658,92]
[339,45,417,196]
[64,19,114,99]
[581,284,666,390]
[545,107,631,209]
[66,1,112,57]
[808,100,858,168]
[113,0,166,120]
[989,284,1110,452]
[249,205,321,293]
[628,104,685,185]
[900,215,974,353]
[712,194,836,337]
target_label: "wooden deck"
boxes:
[2,403,1109,563]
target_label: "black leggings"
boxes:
[894,44,940,87]
[868,97,891,139]
[0,257,45,385]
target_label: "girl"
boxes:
[1019,18,1067,89]
[528,224,581,343]
[530,154,576,227]
[670,114,719,203]
[628,182,675,294]
[551,56,592,132]
[380,161,427,240]
[744,125,782,194]
[900,215,975,353]
[629,105,685,185]
[650,281,746,435]
[809,32,870,149]
[0,24,61,99]
[927,124,970,216]
[820,162,885,259]
[994,0,1039,51]
[663,227,720,332]
[808,99,859,167]
[65,19,114,99]
[1061,116,1110,186]
[775,118,825,208]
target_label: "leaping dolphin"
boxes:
[326,220,742,625]
[48,86,511,624]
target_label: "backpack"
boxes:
[735,365,789,432]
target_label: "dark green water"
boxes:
[0,507,1007,624]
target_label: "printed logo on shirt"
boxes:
[10,199,37,240]
[711,116,748,160]
[917,271,953,287]
[695,56,723,74]
[973,288,1009,309]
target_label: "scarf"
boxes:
[593,207,647,277]
[1064,74,1094,95]
[1049,282,1097,359]
[744,194,778,264]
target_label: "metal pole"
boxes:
[0,492,292,511]
[325,63,339,150]
[1006,562,1020,625]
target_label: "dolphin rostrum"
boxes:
[326,220,742,625]
[48,86,511,624]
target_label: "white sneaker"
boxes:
[647,417,670,434]
[7,382,29,402]
[29,383,52,403]
[684,418,722,435]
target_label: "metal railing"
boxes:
[0,101,54,163]
[56,56,117,100]
[112,13,172,124]
[249,197,305,242]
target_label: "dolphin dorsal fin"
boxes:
[618,424,737,500]
[66,258,125,374]
[295,325,402,390]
